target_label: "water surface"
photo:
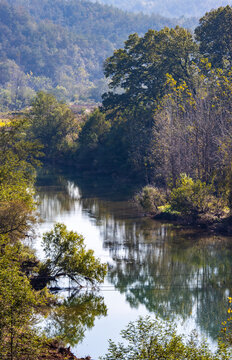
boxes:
[35,169,232,359]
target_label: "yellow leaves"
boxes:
[165,73,177,88]
[200,58,212,70]
[221,297,232,340]
[0,119,10,127]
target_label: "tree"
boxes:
[77,108,111,169]
[38,223,107,288]
[29,91,76,160]
[169,174,223,217]
[103,27,198,110]
[135,185,167,213]
[195,6,232,68]
[152,64,232,189]
[0,117,42,241]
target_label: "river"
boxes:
[35,168,232,359]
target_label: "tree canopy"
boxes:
[41,223,107,287]
[195,5,232,67]
[101,317,231,360]
[29,91,77,161]
[103,26,197,109]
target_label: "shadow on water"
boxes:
[36,167,232,348]
[36,165,141,201]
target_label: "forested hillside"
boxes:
[0,0,195,110]
[91,0,230,18]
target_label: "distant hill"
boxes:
[90,0,231,18]
[0,0,197,109]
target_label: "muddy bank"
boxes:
[39,340,92,360]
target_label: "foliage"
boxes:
[0,235,46,360]
[103,26,197,110]
[135,186,167,213]
[0,117,42,241]
[221,296,232,345]
[195,6,232,68]
[101,316,231,360]
[77,108,111,168]
[169,174,224,217]
[41,223,107,287]
[29,91,78,161]
[77,26,198,180]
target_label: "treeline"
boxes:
[92,0,229,18]
[0,0,195,110]
[71,6,232,223]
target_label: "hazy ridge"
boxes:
[91,0,231,18]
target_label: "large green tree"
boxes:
[103,26,198,110]
[39,223,107,288]
[195,6,232,67]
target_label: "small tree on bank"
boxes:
[35,223,107,289]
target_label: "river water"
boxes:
[35,168,232,359]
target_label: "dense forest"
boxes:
[0,0,196,110]
[91,0,231,18]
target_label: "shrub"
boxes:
[135,186,167,214]
[100,316,231,360]
[170,174,225,218]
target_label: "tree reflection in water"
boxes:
[103,226,232,339]
[37,170,232,342]
[79,194,232,339]
[45,290,107,346]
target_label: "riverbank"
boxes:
[153,212,232,235]
[39,340,91,360]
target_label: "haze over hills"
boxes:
[0,0,197,109]
[91,0,231,18]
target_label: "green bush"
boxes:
[170,174,224,217]
[135,186,167,213]
[101,316,231,360]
